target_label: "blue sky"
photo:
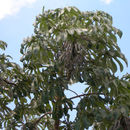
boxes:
[0,0,130,125]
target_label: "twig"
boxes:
[22,112,52,129]
[3,79,17,86]
[67,88,81,99]
[69,93,104,100]
[0,77,17,86]
[35,111,52,125]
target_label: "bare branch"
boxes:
[67,88,81,99]
[69,93,104,100]
[35,111,52,125]
[0,77,17,86]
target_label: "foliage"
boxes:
[0,7,130,130]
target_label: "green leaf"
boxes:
[115,57,124,72]
[110,58,117,73]
[110,33,117,43]
[0,40,7,50]
[117,29,123,38]
[42,91,49,104]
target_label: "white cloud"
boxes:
[0,0,37,20]
[101,0,113,4]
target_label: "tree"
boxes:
[0,6,130,130]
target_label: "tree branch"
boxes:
[22,112,52,130]
[35,111,52,125]
[69,93,104,100]
[67,88,81,99]
[0,77,17,86]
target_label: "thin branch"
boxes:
[69,93,104,100]
[67,88,81,99]
[0,77,17,86]
[35,111,52,125]
[22,112,52,130]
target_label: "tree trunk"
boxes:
[54,119,60,130]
